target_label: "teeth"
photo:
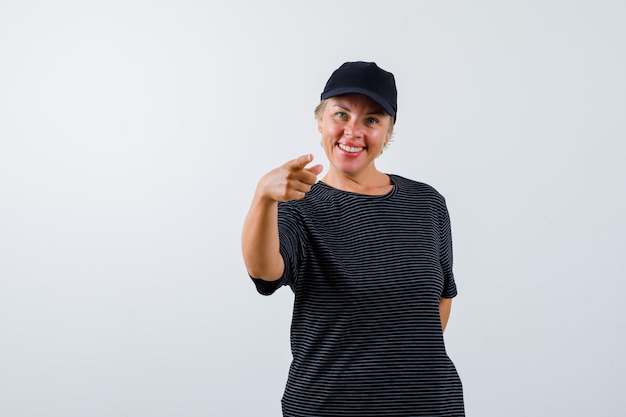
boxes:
[339,144,363,153]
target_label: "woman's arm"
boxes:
[242,196,283,280]
[241,154,322,281]
[439,297,453,332]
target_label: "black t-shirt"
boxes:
[252,175,464,417]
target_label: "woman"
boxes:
[242,61,464,416]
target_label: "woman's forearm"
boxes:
[241,195,284,281]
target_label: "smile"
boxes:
[338,143,365,153]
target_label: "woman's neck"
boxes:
[322,169,393,196]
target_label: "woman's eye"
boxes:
[335,111,347,118]
[366,117,379,124]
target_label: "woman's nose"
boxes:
[345,120,363,138]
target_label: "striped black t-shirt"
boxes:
[252,174,464,416]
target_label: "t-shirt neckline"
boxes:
[317,174,397,199]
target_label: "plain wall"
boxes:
[1,1,624,416]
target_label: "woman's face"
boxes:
[317,94,392,179]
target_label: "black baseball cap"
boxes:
[320,61,398,122]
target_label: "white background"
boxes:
[1,1,625,416]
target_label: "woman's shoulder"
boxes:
[388,174,445,200]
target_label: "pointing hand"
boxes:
[257,154,323,202]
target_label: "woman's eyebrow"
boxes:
[332,104,385,115]
[332,104,350,111]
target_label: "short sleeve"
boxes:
[439,197,457,298]
[251,275,284,295]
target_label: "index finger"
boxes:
[287,154,314,170]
